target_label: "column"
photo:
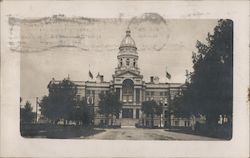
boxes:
[133,88,136,103]
[133,108,136,119]
[119,111,122,119]
[139,110,142,119]
[139,89,142,102]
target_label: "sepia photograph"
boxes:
[15,14,233,140]
[0,1,249,158]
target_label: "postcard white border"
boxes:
[1,1,249,157]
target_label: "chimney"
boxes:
[100,75,104,82]
[150,76,154,83]
[154,76,159,84]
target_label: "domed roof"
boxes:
[119,29,136,49]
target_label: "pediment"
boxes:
[115,70,142,78]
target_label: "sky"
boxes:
[15,14,218,108]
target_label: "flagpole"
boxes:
[165,65,171,83]
[88,64,90,81]
[166,65,168,83]
[88,64,94,81]
[36,97,38,123]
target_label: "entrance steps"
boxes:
[117,118,138,127]
[121,125,136,128]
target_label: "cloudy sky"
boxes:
[15,14,218,106]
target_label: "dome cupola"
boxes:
[115,29,140,75]
[119,29,137,49]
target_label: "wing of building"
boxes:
[47,29,186,127]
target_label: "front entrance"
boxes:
[120,118,138,127]
[122,108,133,118]
[119,108,140,127]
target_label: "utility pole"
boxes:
[36,97,38,123]
[168,86,172,129]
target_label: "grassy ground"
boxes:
[21,124,105,139]
[165,127,232,140]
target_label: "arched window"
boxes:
[120,58,123,67]
[122,79,134,102]
[126,58,130,66]
[133,59,136,67]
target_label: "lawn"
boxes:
[21,123,106,139]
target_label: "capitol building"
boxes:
[48,29,186,127]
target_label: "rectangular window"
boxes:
[81,96,85,100]
[116,88,120,97]
[164,110,168,118]
[175,121,179,126]
[164,98,168,105]
[136,109,139,119]
[160,92,163,96]
[89,96,94,105]
[128,96,133,102]
[76,95,80,102]
[123,96,127,102]
[146,92,150,96]
[151,91,154,95]
[185,121,188,127]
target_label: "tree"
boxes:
[173,19,233,127]
[20,101,36,123]
[40,78,77,124]
[141,100,161,127]
[98,91,122,126]
[72,99,92,126]
[156,102,163,127]
[171,85,195,118]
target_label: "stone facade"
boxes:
[48,29,185,127]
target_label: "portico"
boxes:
[112,29,143,123]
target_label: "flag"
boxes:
[89,70,93,79]
[166,72,171,80]
[96,72,100,78]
